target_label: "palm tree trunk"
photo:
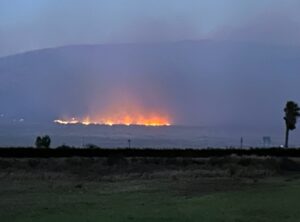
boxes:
[285,127,289,148]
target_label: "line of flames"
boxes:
[54,116,171,127]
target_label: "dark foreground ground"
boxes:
[1,156,300,222]
[2,147,300,158]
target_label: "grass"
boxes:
[1,157,300,221]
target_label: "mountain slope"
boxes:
[0,40,300,126]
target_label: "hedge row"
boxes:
[1,147,300,158]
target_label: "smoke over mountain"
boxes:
[1,40,300,127]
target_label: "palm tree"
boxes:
[284,101,300,148]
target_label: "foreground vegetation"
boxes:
[1,156,300,221]
[3,147,300,158]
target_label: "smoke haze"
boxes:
[1,41,300,128]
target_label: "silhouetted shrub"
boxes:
[56,144,72,149]
[85,144,100,149]
[35,135,51,148]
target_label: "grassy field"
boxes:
[1,157,300,222]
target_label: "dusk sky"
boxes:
[1,0,300,57]
[1,1,300,127]
[1,1,300,146]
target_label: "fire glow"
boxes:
[54,91,172,126]
[54,115,171,126]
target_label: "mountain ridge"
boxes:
[0,40,300,126]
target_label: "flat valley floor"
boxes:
[1,156,300,222]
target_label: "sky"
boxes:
[1,1,300,147]
[1,0,300,57]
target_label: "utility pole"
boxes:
[82,136,85,148]
[240,137,244,149]
[128,139,131,149]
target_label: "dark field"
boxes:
[1,156,300,221]
[2,147,300,158]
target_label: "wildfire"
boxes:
[54,118,79,125]
[54,91,172,126]
[54,115,171,126]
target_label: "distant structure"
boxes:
[240,137,244,149]
[128,139,131,149]
[263,136,271,147]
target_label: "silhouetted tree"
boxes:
[35,135,51,148]
[284,101,300,148]
[42,135,51,148]
[35,136,43,148]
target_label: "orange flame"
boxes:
[54,114,171,126]
[54,91,171,126]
